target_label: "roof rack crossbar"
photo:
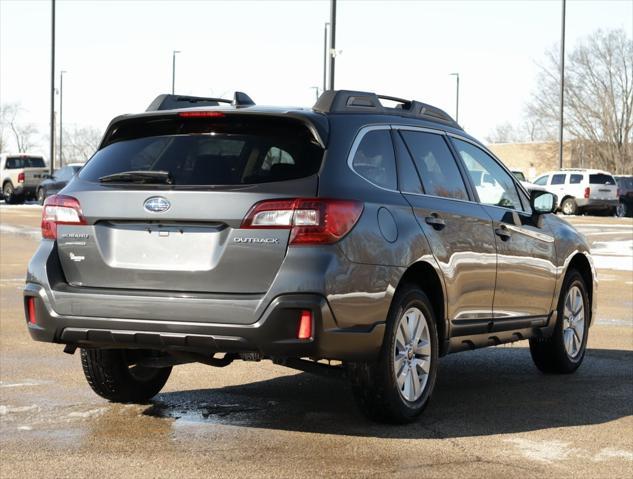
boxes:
[313,90,460,129]
[146,91,255,112]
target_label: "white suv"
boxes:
[533,169,619,215]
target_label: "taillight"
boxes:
[241,198,363,245]
[17,172,25,183]
[584,187,590,199]
[26,297,36,325]
[297,310,313,339]
[41,195,86,240]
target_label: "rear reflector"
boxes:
[297,310,313,339]
[41,195,87,240]
[241,198,363,245]
[17,172,25,183]
[27,297,36,325]
[178,111,226,118]
[584,187,591,199]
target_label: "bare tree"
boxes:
[0,102,39,153]
[526,29,633,173]
[61,126,102,164]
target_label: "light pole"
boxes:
[450,73,460,123]
[558,0,566,169]
[328,0,336,90]
[323,22,329,92]
[50,0,56,175]
[59,70,66,168]
[172,50,181,94]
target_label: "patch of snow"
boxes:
[0,224,40,239]
[505,438,579,463]
[67,407,107,419]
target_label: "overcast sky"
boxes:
[1,0,632,156]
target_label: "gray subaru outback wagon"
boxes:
[24,90,597,423]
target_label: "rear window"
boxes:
[79,116,323,186]
[616,177,633,190]
[551,174,566,185]
[589,174,616,185]
[5,156,46,168]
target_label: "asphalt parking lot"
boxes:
[1,205,631,478]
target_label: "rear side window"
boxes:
[399,131,468,201]
[5,156,46,169]
[351,129,397,190]
[551,174,566,185]
[589,174,616,185]
[79,117,323,186]
[534,175,549,185]
[570,174,583,184]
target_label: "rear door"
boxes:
[395,127,497,336]
[56,114,324,294]
[450,137,557,324]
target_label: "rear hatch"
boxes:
[588,173,618,201]
[54,113,325,294]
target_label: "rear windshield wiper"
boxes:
[98,170,174,185]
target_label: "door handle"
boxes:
[495,225,512,241]
[425,214,446,230]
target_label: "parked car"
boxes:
[24,90,596,423]
[615,175,633,217]
[533,169,619,215]
[0,153,48,204]
[36,163,83,204]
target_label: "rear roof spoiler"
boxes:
[146,92,255,111]
[313,90,460,129]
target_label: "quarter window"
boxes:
[399,131,468,200]
[351,129,397,190]
[452,139,523,210]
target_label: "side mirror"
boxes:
[530,190,557,214]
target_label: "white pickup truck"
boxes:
[1,153,49,204]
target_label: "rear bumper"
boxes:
[576,198,618,209]
[23,283,385,361]
[13,183,38,196]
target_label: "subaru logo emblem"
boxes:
[144,196,170,213]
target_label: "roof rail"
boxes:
[313,90,460,128]
[146,91,255,112]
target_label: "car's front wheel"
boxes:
[349,285,438,423]
[529,269,589,374]
[81,348,171,403]
[616,203,626,217]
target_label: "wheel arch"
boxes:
[395,261,448,356]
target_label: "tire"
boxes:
[529,270,589,374]
[616,203,626,217]
[81,348,171,403]
[349,285,439,423]
[560,197,578,215]
[37,188,45,205]
[3,182,17,204]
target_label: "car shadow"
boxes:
[145,347,633,439]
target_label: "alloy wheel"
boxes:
[563,285,585,358]
[393,307,432,402]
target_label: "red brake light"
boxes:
[27,297,36,325]
[297,310,313,340]
[241,198,364,245]
[178,111,225,118]
[41,195,86,240]
[17,172,25,183]
[584,187,591,199]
